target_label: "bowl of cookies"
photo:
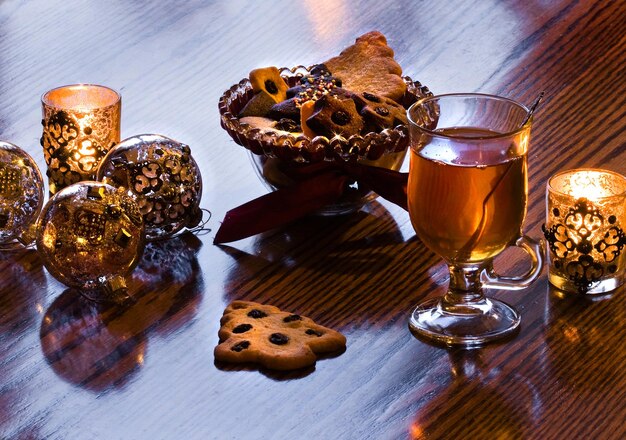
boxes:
[218,31,433,215]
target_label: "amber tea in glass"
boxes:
[409,127,528,263]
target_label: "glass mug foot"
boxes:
[408,235,543,347]
[409,297,520,347]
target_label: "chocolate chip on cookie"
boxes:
[269,333,289,345]
[233,324,253,333]
[231,341,251,352]
[247,309,268,319]
[283,314,302,323]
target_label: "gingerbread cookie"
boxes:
[267,97,301,121]
[300,100,317,138]
[269,87,350,122]
[249,67,289,103]
[239,116,278,131]
[306,94,364,138]
[324,31,406,102]
[239,116,302,136]
[353,91,408,131]
[239,90,277,117]
[214,301,346,371]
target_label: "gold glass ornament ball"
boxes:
[36,182,145,294]
[97,134,203,240]
[0,141,45,249]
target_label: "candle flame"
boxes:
[559,170,622,200]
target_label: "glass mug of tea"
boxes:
[407,93,544,346]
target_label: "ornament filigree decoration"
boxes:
[41,109,117,191]
[544,198,625,293]
[97,134,203,240]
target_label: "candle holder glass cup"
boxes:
[41,84,121,194]
[544,169,626,294]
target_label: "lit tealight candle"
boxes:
[41,84,121,194]
[544,168,626,294]
[567,170,620,199]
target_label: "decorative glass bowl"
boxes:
[218,66,433,214]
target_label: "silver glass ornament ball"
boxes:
[36,181,145,297]
[97,134,203,240]
[0,141,45,249]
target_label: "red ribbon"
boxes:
[213,162,408,244]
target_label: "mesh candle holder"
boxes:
[41,84,121,194]
[544,168,626,294]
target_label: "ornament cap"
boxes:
[102,275,132,304]
[17,224,38,248]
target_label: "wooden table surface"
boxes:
[1,1,625,439]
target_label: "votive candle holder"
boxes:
[41,84,121,194]
[544,168,626,294]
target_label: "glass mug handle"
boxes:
[481,236,544,290]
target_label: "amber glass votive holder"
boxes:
[544,168,626,294]
[41,84,121,194]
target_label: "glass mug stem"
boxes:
[439,265,489,315]
[420,236,544,345]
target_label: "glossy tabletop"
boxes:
[1,1,625,439]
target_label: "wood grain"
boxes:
[0,1,624,439]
